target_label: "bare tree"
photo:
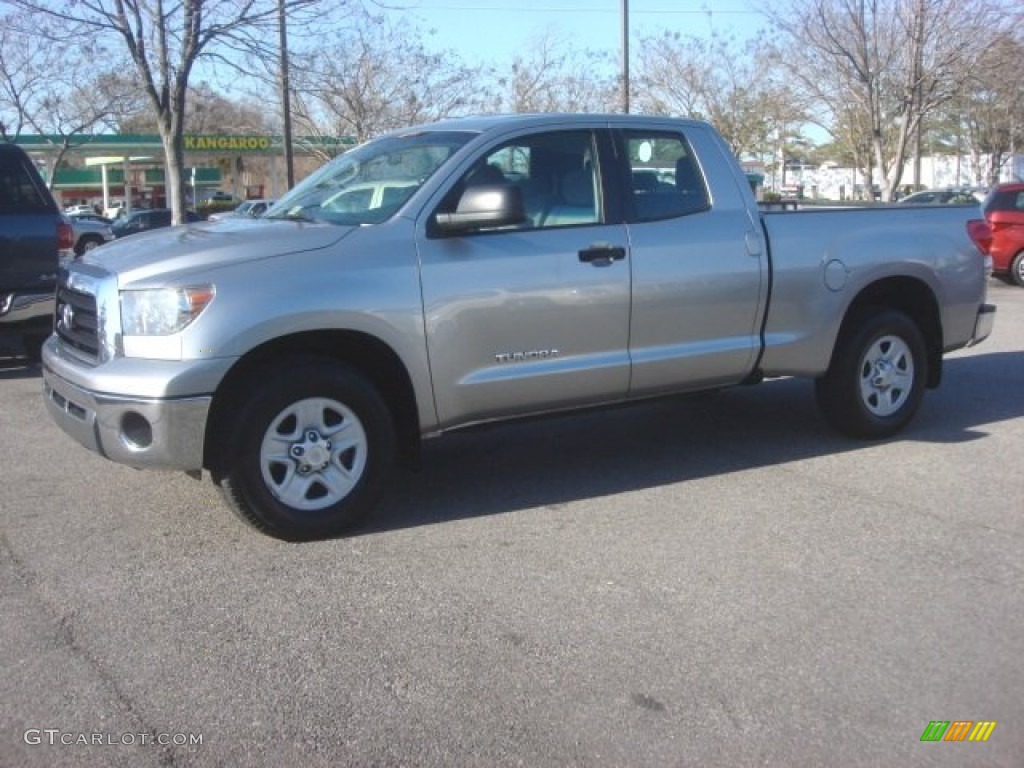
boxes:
[633,32,706,119]
[756,77,815,191]
[634,33,795,159]
[769,0,1002,200]
[94,72,152,134]
[10,0,322,223]
[289,12,487,149]
[491,31,617,114]
[184,82,271,133]
[760,28,876,198]
[957,32,1024,185]
[0,10,60,141]
[116,82,267,134]
[1,10,138,186]
[28,76,140,190]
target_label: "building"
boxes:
[15,133,352,211]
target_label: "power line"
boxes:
[408,5,759,13]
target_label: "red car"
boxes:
[984,182,1024,285]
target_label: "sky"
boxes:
[381,0,769,67]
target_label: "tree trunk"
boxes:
[884,113,913,202]
[162,137,186,223]
[871,132,887,201]
[156,93,189,224]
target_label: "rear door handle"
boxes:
[745,229,762,257]
[578,244,626,264]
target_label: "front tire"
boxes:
[216,359,396,541]
[815,309,927,439]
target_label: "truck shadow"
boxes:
[364,350,1024,535]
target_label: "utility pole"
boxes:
[620,0,630,113]
[278,0,295,190]
[911,0,925,190]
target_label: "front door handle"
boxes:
[578,244,626,264]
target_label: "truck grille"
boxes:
[55,285,100,358]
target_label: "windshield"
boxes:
[265,130,475,226]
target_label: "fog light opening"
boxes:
[121,412,153,450]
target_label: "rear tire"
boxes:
[76,235,104,257]
[216,359,396,541]
[815,309,926,439]
[1010,251,1024,287]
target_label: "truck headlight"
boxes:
[120,285,215,335]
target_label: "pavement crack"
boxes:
[1,530,181,767]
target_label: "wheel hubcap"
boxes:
[259,397,368,511]
[859,335,914,417]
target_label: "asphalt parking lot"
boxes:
[2,280,1022,767]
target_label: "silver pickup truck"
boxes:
[41,114,996,540]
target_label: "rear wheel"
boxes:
[216,359,395,541]
[76,235,104,256]
[815,309,927,439]
[1011,251,1024,287]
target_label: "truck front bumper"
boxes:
[41,338,232,471]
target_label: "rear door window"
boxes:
[619,131,710,222]
[985,189,1024,215]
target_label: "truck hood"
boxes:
[82,218,353,286]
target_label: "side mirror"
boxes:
[434,184,526,234]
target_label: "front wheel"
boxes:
[216,359,396,541]
[815,309,927,439]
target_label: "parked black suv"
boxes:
[1,142,73,359]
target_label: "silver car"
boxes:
[206,199,275,222]
[899,187,988,205]
[67,213,115,257]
